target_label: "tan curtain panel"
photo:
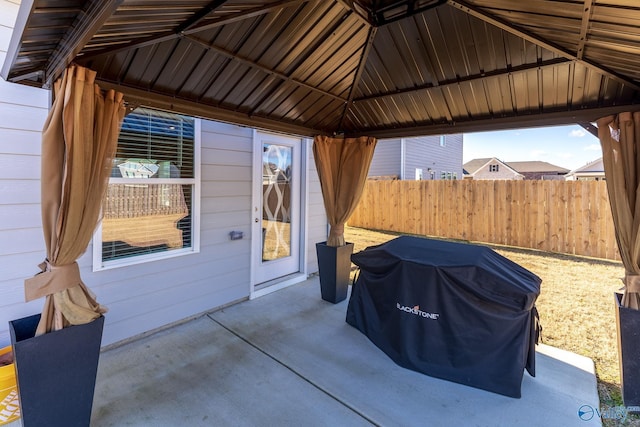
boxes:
[597,112,640,309]
[24,65,126,334]
[313,135,377,247]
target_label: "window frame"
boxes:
[92,111,201,272]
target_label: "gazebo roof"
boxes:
[3,0,640,138]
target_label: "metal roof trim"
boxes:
[1,0,37,83]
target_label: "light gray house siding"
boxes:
[306,139,326,273]
[404,135,463,180]
[368,139,402,177]
[368,135,463,180]
[0,0,326,348]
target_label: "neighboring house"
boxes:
[0,1,326,348]
[565,158,605,181]
[506,161,569,180]
[463,158,569,180]
[463,158,524,180]
[368,134,463,180]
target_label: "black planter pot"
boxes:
[615,292,640,406]
[10,314,105,427]
[316,241,354,303]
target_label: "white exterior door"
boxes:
[252,132,302,287]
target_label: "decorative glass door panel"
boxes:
[262,143,292,262]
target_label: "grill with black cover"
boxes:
[346,236,541,398]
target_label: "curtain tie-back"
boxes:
[624,274,640,293]
[331,223,345,235]
[24,261,82,302]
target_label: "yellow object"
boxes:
[0,346,20,425]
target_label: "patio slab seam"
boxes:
[205,313,379,426]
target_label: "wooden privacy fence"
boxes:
[349,180,621,261]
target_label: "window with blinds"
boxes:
[93,107,200,270]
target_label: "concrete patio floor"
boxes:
[8,277,602,426]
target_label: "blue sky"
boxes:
[463,124,602,171]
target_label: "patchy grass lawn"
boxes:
[344,225,639,426]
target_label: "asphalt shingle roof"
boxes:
[463,158,569,175]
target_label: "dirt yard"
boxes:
[344,225,638,426]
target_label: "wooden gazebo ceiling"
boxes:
[3,0,640,137]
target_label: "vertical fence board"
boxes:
[573,181,585,257]
[380,182,390,231]
[400,181,410,233]
[410,181,422,235]
[585,181,595,258]
[532,182,543,250]
[445,181,455,238]
[506,181,516,247]
[436,181,446,239]
[581,181,593,257]
[424,181,433,236]
[543,182,554,253]
[467,180,477,241]
[394,181,403,233]
[516,181,529,247]
[593,181,603,259]
[457,180,467,240]
[515,181,525,247]
[446,181,454,238]
[444,180,452,239]
[564,181,575,255]
[481,181,490,243]
[437,181,446,238]
[526,181,537,249]
[494,180,504,245]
